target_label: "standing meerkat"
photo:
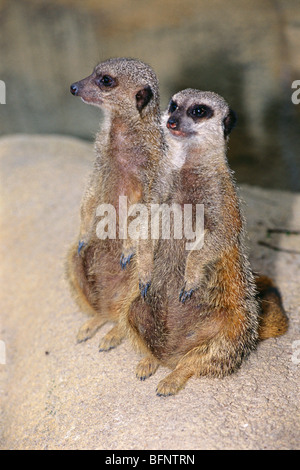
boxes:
[66,58,164,350]
[124,89,288,396]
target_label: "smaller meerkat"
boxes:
[66,58,164,350]
[125,89,288,396]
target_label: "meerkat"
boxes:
[123,89,288,396]
[66,58,164,350]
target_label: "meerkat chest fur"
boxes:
[96,115,153,208]
[168,137,228,207]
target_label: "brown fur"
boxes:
[66,58,164,348]
[122,89,288,396]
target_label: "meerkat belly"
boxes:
[129,238,221,364]
[81,240,133,308]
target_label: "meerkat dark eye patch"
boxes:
[135,85,153,112]
[168,100,178,114]
[223,108,237,137]
[188,104,214,120]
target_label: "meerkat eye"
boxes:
[188,104,214,120]
[192,106,207,117]
[99,75,115,87]
[101,75,113,86]
[169,100,178,113]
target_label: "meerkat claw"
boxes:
[77,240,86,254]
[120,252,134,269]
[139,280,151,298]
[179,288,194,303]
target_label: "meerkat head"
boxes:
[70,58,159,119]
[163,89,237,144]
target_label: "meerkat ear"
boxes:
[135,85,153,112]
[223,109,237,138]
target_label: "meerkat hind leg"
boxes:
[99,324,125,351]
[156,365,194,397]
[76,316,107,343]
[136,355,160,380]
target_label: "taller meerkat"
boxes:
[66,58,164,349]
[125,89,288,396]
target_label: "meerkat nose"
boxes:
[167,117,179,130]
[70,83,79,96]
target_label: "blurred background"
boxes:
[0,0,299,191]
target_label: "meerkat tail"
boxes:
[255,275,288,340]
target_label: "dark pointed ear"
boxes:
[135,85,153,113]
[223,109,237,138]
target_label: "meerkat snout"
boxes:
[70,83,79,96]
[166,117,179,130]
[69,66,119,108]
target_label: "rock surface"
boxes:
[0,135,299,450]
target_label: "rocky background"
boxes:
[0,0,300,190]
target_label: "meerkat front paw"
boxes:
[138,267,152,299]
[77,239,87,255]
[120,252,135,269]
[77,235,91,256]
[179,286,195,303]
[139,280,151,299]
